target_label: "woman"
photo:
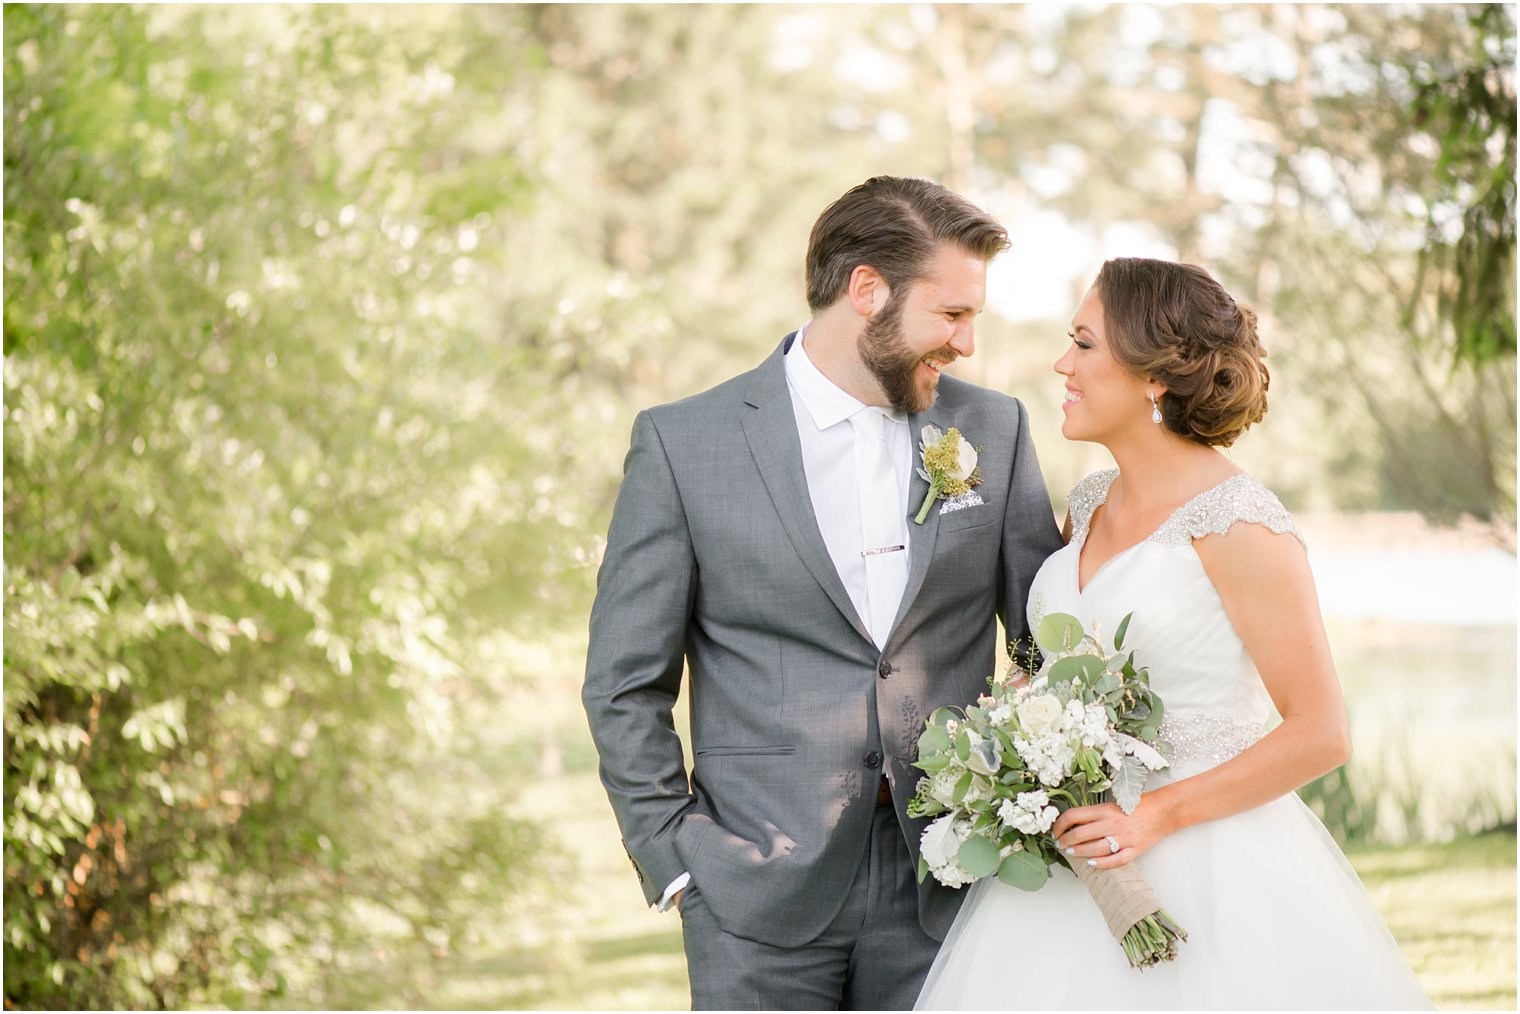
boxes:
[914,259,1431,1009]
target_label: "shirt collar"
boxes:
[784,323,908,431]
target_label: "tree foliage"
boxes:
[1411,3,1517,366]
[4,6,556,1006]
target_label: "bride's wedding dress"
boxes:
[915,469,1432,1010]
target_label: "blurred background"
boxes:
[4,3,1515,1009]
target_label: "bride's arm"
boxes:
[1052,522,1351,869]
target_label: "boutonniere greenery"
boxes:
[914,425,982,524]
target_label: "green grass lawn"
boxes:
[1351,831,1516,1011]
[433,680,1515,1011]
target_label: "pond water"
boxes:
[1306,544,1515,841]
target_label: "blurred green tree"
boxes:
[3,5,559,1006]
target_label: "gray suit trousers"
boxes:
[680,805,936,1011]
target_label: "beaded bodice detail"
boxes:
[1031,469,1307,775]
[1067,468,1305,552]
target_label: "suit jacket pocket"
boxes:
[693,745,797,757]
[938,502,998,534]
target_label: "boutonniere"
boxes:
[914,425,983,524]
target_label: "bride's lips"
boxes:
[1062,385,1083,411]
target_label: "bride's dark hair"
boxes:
[1094,258,1270,448]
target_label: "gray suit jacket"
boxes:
[583,333,1063,947]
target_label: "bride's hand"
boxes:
[1051,798,1174,870]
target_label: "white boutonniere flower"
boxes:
[914,425,983,524]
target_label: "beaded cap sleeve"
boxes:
[1154,474,1305,549]
[1065,468,1119,545]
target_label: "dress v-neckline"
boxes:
[1073,471,1243,595]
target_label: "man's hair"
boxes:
[804,176,1010,313]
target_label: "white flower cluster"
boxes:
[1009,691,1124,787]
[997,789,1059,835]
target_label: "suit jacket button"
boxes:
[877,661,892,679]
[864,751,882,768]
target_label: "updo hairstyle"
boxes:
[1094,258,1270,448]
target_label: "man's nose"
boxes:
[948,321,975,359]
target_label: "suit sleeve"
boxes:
[997,398,1064,672]
[582,409,699,906]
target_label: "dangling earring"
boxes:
[1149,392,1163,424]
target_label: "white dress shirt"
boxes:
[783,326,914,632]
[659,326,913,912]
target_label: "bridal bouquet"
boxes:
[907,611,1188,968]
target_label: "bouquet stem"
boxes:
[1070,859,1188,968]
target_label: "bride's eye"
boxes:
[1067,331,1092,351]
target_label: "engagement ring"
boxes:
[1104,834,1120,854]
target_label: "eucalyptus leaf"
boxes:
[1036,612,1086,654]
[927,706,961,730]
[919,725,951,756]
[1114,612,1132,650]
[997,849,1050,891]
[955,834,1002,878]
[1048,653,1104,685]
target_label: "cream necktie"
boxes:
[849,408,909,649]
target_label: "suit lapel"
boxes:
[742,336,875,647]
[887,397,958,647]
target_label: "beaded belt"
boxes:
[1158,712,1266,767]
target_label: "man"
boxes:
[583,176,1063,1009]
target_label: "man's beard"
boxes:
[858,292,942,414]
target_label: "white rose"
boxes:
[1016,694,1064,737]
[948,434,978,482]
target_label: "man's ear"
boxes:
[847,264,890,317]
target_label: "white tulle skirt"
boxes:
[914,791,1432,1010]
